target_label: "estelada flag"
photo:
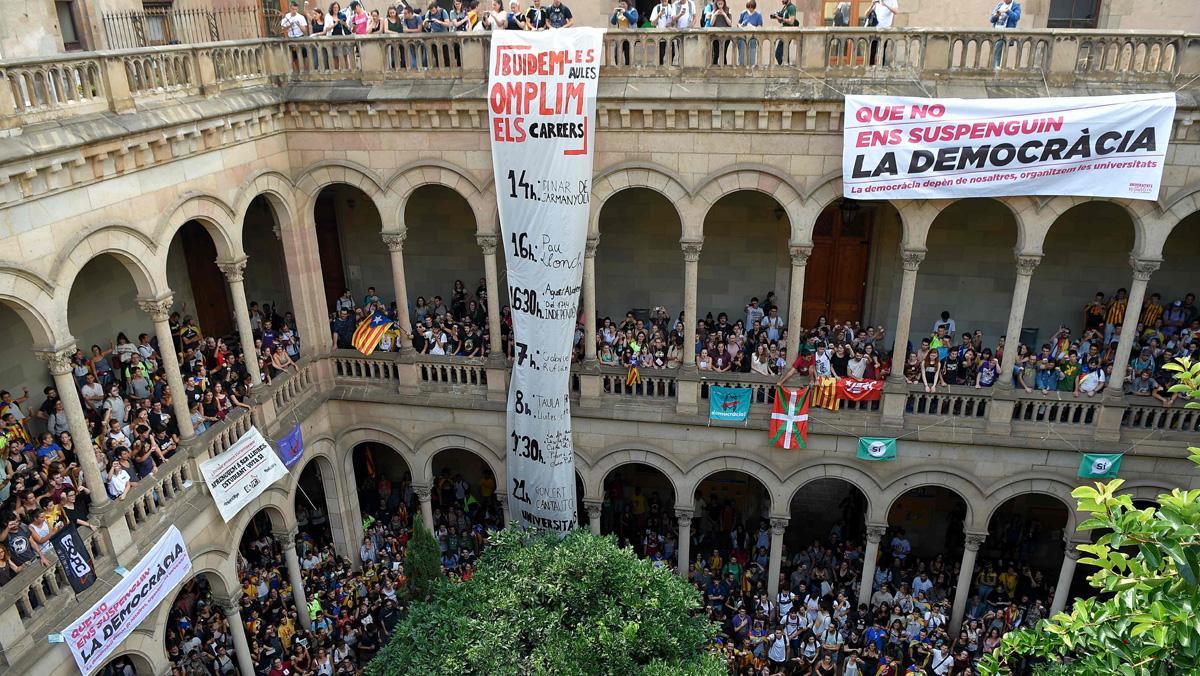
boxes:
[770,386,810,450]
[837,378,884,401]
[352,311,393,356]
[626,365,641,387]
[812,376,840,411]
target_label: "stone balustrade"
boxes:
[2,29,1197,130]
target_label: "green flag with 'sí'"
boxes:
[857,437,897,461]
[1079,453,1123,479]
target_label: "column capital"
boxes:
[865,523,888,544]
[900,248,926,272]
[1129,257,1161,281]
[680,240,703,262]
[584,500,603,518]
[412,483,432,501]
[382,231,407,252]
[476,233,498,255]
[136,295,175,322]
[273,528,298,549]
[674,508,694,523]
[1014,253,1043,276]
[215,592,244,616]
[769,517,789,536]
[789,245,813,266]
[216,257,248,282]
[585,236,600,258]
[1064,542,1083,561]
[35,346,78,376]
[964,532,988,551]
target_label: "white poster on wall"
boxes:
[843,93,1176,200]
[488,28,602,532]
[199,426,289,523]
[64,526,192,674]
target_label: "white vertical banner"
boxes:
[489,28,602,532]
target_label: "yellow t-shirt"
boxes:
[630,493,647,515]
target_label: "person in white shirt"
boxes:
[870,0,897,27]
[282,2,310,37]
[672,0,696,27]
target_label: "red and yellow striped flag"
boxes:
[811,376,840,411]
[352,311,393,356]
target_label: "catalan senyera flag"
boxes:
[352,311,393,356]
[770,386,810,450]
[812,376,840,411]
[626,365,641,387]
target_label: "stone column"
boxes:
[675,509,693,580]
[413,484,434,531]
[785,246,812,359]
[137,296,196,439]
[584,500,603,536]
[276,529,312,629]
[681,240,703,368]
[218,594,256,676]
[217,259,264,387]
[36,348,108,506]
[766,517,788,597]
[382,233,413,352]
[950,532,987,633]
[477,234,504,356]
[497,490,511,526]
[858,523,888,609]
[1051,543,1082,615]
[1107,258,1161,391]
[887,249,926,381]
[998,253,1043,385]
[582,237,600,364]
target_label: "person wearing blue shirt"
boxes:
[609,0,638,28]
[864,619,887,652]
[991,1,1021,67]
[737,1,763,66]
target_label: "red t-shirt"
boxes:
[791,353,813,374]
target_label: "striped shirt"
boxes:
[1140,301,1163,327]
[1105,297,1127,326]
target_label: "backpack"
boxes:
[864,4,878,26]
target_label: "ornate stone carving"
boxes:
[476,233,498,256]
[215,593,243,616]
[964,533,987,551]
[35,348,77,377]
[412,484,432,501]
[789,245,813,267]
[1014,254,1042,276]
[382,232,407,253]
[585,237,600,259]
[900,248,926,272]
[681,240,703,262]
[584,500,603,519]
[674,509,694,525]
[1129,257,1161,281]
[769,518,789,536]
[865,524,888,544]
[217,258,248,282]
[1064,542,1083,561]
[137,296,175,322]
[274,529,297,549]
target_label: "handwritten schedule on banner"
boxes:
[489,28,601,532]
[843,93,1176,200]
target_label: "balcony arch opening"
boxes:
[97,651,155,676]
[295,455,342,549]
[807,199,900,329]
[0,302,48,442]
[692,470,771,568]
[699,192,791,342]
[241,195,296,342]
[596,188,684,334]
[430,447,504,532]
[162,572,238,670]
[886,485,967,561]
[166,219,235,338]
[1137,209,1200,385]
[575,471,587,529]
[786,477,868,555]
[602,462,676,554]
[352,441,415,534]
[1025,201,1136,361]
[238,507,291,568]
[403,185,486,344]
[314,184,387,316]
[969,493,1070,614]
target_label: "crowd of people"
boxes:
[0,301,300,588]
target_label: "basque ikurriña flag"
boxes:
[770,386,810,449]
[351,311,393,356]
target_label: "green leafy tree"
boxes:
[406,521,443,601]
[982,357,1200,675]
[369,528,723,676]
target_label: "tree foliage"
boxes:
[981,357,1200,675]
[406,521,443,601]
[369,528,723,676]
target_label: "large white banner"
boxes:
[199,426,289,523]
[843,93,1176,201]
[65,526,192,674]
[489,28,602,532]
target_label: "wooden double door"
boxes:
[801,208,873,327]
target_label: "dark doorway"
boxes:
[314,191,348,312]
[181,220,233,337]
[803,206,873,324]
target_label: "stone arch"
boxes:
[586,444,685,506]
[387,160,491,234]
[782,461,882,522]
[53,224,162,299]
[880,469,984,531]
[983,474,1079,536]
[1025,196,1152,256]
[335,422,416,484]
[1116,480,1173,503]
[0,276,57,347]
[692,165,804,242]
[684,454,787,515]
[232,170,298,233]
[156,193,242,262]
[102,643,160,675]
[590,162,691,238]
[228,494,293,553]
[1140,186,1200,261]
[415,430,505,487]
[293,160,391,224]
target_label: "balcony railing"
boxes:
[2,29,1197,131]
